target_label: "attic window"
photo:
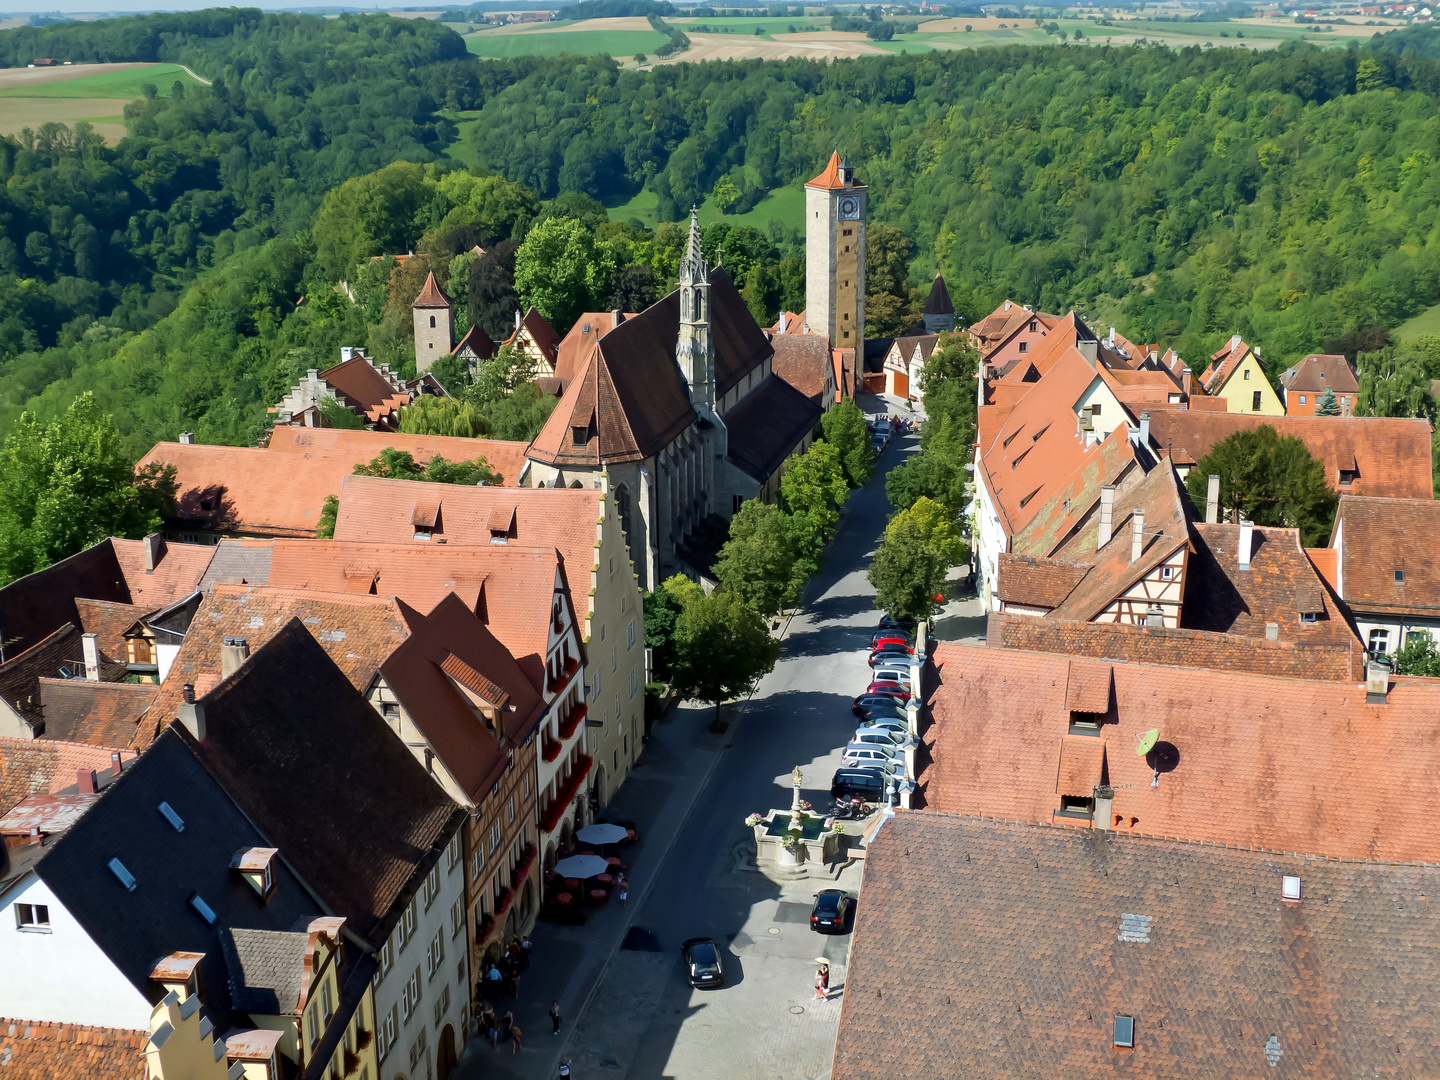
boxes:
[572,426,589,448]
[108,858,137,891]
[1339,470,1357,486]
[1395,570,1405,583]
[157,802,185,832]
[1018,341,1029,354]
[1001,428,1023,449]
[1018,487,1042,510]
[1057,795,1093,819]
[1160,566,1175,581]
[1030,424,1050,443]
[1114,1016,1135,1049]
[1029,320,1038,333]
[189,893,217,925]
[1243,368,1251,380]
[1011,446,1032,469]
[200,499,213,513]
[1300,611,1318,623]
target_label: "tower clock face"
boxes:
[838,196,860,221]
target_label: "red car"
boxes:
[865,681,910,702]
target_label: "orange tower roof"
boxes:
[805,151,863,190]
[413,271,451,309]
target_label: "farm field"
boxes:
[607,184,805,232]
[1395,301,1440,342]
[463,17,670,58]
[0,62,206,143]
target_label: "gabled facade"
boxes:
[1328,495,1440,656]
[1279,353,1359,416]
[1198,334,1284,415]
[502,306,562,378]
[881,333,938,401]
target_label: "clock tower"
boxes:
[804,151,866,349]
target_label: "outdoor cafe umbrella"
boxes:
[553,854,611,879]
[575,823,629,845]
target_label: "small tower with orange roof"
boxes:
[804,151,866,350]
[412,270,453,373]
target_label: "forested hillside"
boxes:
[464,42,1440,371]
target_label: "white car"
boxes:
[856,718,910,738]
[870,667,912,689]
[853,727,913,749]
[843,744,905,767]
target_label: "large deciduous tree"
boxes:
[713,500,798,617]
[0,393,177,585]
[864,223,921,338]
[514,217,616,335]
[867,514,949,623]
[780,440,850,579]
[1185,424,1337,546]
[670,589,781,726]
[351,447,501,487]
[821,396,875,490]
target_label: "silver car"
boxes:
[856,717,910,738]
[843,743,905,767]
[852,727,914,749]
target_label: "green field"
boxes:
[608,183,806,231]
[445,110,485,172]
[671,16,823,31]
[0,64,205,98]
[463,25,670,58]
[1396,301,1440,341]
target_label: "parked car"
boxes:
[879,614,916,634]
[843,744,905,768]
[864,681,911,703]
[856,700,908,723]
[811,889,853,934]
[682,938,725,989]
[831,767,888,801]
[871,633,914,650]
[870,647,913,668]
[853,727,910,749]
[853,693,909,717]
[871,667,913,688]
[857,717,910,738]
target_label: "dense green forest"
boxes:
[5,12,1440,466]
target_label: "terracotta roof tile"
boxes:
[0,625,127,731]
[107,539,213,609]
[0,1018,145,1080]
[452,323,497,361]
[316,357,414,423]
[1280,353,1359,395]
[1198,334,1251,392]
[833,812,1440,1080]
[920,642,1440,860]
[553,312,633,385]
[1064,658,1112,712]
[72,598,144,663]
[805,151,858,190]
[995,554,1089,608]
[1010,426,1145,560]
[0,737,129,817]
[37,679,158,747]
[140,431,526,538]
[1055,734,1105,796]
[1307,546,1339,592]
[1332,495,1440,617]
[770,333,832,403]
[987,610,1363,682]
[1146,412,1434,499]
[412,271,450,309]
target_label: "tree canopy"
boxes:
[1184,424,1338,545]
[669,588,781,725]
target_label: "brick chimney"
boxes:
[1130,509,1145,565]
[1366,660,1390,704]
[1098,485,1116,548]
[1093,785,1114,831]
[220,637,250,680]
[77,769,96,795]
[1238,520,1254,571]
[82,633,100,682]
[144,532,164,573]
[1205,474,1220,525]
[111,751,124,776]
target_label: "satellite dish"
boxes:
[1135,729,1160,757]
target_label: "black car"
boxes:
[879,614,916,634]
[853,692,910,717]
[682,937,725,989]
[831,766,887,801]
[869,646,913,667]
[811,889,853,934]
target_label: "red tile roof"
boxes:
[0,737,130,818]
[770,332,832,404]
[1280,353,1359,396]
[995,555,1089,608]
[0,625,127,732]
[1198,333,1252,393]
[412,271,451,309]
[1009,425,1145,560]
[832,812,1440,1080]
[37,679,159,747]
[108,539,213,609]
[1332,495,1440,617]
[316,357,413,425]
[920,642,1440,860]
[0,1018,145,1080]
[267,426,530,486]
[452,323,498,361]
[72,598,143,662]
[1145,412,1435,499]
[805,151,851,190]
[552,312,634,385]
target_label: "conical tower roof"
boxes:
[413,271,451,309]
[923,273,954,316]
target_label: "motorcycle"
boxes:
[831,796,871,821]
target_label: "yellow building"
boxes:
[1198,334,1284,415]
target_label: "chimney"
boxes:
[1130,508,1145,565]
[77,769,97,795]
[81,633,100,681]
[1098,485,1116,548]
[179,697,206,742]
[111,751,124,775]
[220,637,250,680]
[1138,411,1150,446]
[144,532,163,573]
[1093,785,1114,831]
[1238,520,1253,570]
[307,368,318,382]
[515,310,522,330]
[182,683,195,704]
[341,346,354,362]
[1366,660,1390,704]
[1205,474,1220,525]
[610,309,623,327]
[1230,333,1241,350]
[1265,622,1279,641]
[1076,340,1098,367]
[179,432,194,445]
[1182,366,1192,397]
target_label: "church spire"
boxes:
[676,207,714,412]
[680,207,708,283]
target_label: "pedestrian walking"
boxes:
[559,1057,572,1078]
[508,970,521,1000]
[501,1010,514,1043]
[814,963,830,1000]
[511,1023,524,1055]
[618,876,628,908]
[521,936,533,970]
[549,1001,562,1035]
[487,1020,498,1049]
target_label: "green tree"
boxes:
[1354,347,1436,419]
[0,393,178,585]
[670,589,781,726]
[713,500,797,617]
[1392,630,1440,676]
[1314,386,1342,416]
[513,217,616,334]
[317,494,339,539]
[398,397,493,439]
[887,495,967,565]
[820,396,875,490]
[780,440,850,578]
[466,343,538,407]
[352,448,502,486]
[319,397,366,429]
[312,162,436,281]
[864,223,920,338]
[867,514,948,622]
[1185,424,1337,546]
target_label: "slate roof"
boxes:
[1145,412,1434,499]
[723,376,823,483]
[920,642,1440,861]
[379,593,546,802]
[769,333,832,404]
[527,267,772,465]
[0,1018,146,1080]
[833,812,1440,1080]
[0,625,127,732]
[198,540,274,590]
[178,620,463,947]
[1280,353,1359,396]
[32,729,324,1033]
[140,584,413,751]
[1332,495,1440,617]
[921,273,953,316]
[220,928,308,1014]
[987,610,1364,683]
[0,737,126,818]
[38,679,158,748]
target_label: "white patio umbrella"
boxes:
[553,854,611,879]
[575,822,629,845]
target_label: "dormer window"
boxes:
[231,847,279,902]
[1300,611,1319,623]
[572,426,589,448]
[1339,470,1357,486]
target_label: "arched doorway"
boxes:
[559,820,573,855]
[522,880,535,919]
[505,909,517,940]
[437,1025,457,1079]
[594,765,607,809]
[544,842,557,874]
